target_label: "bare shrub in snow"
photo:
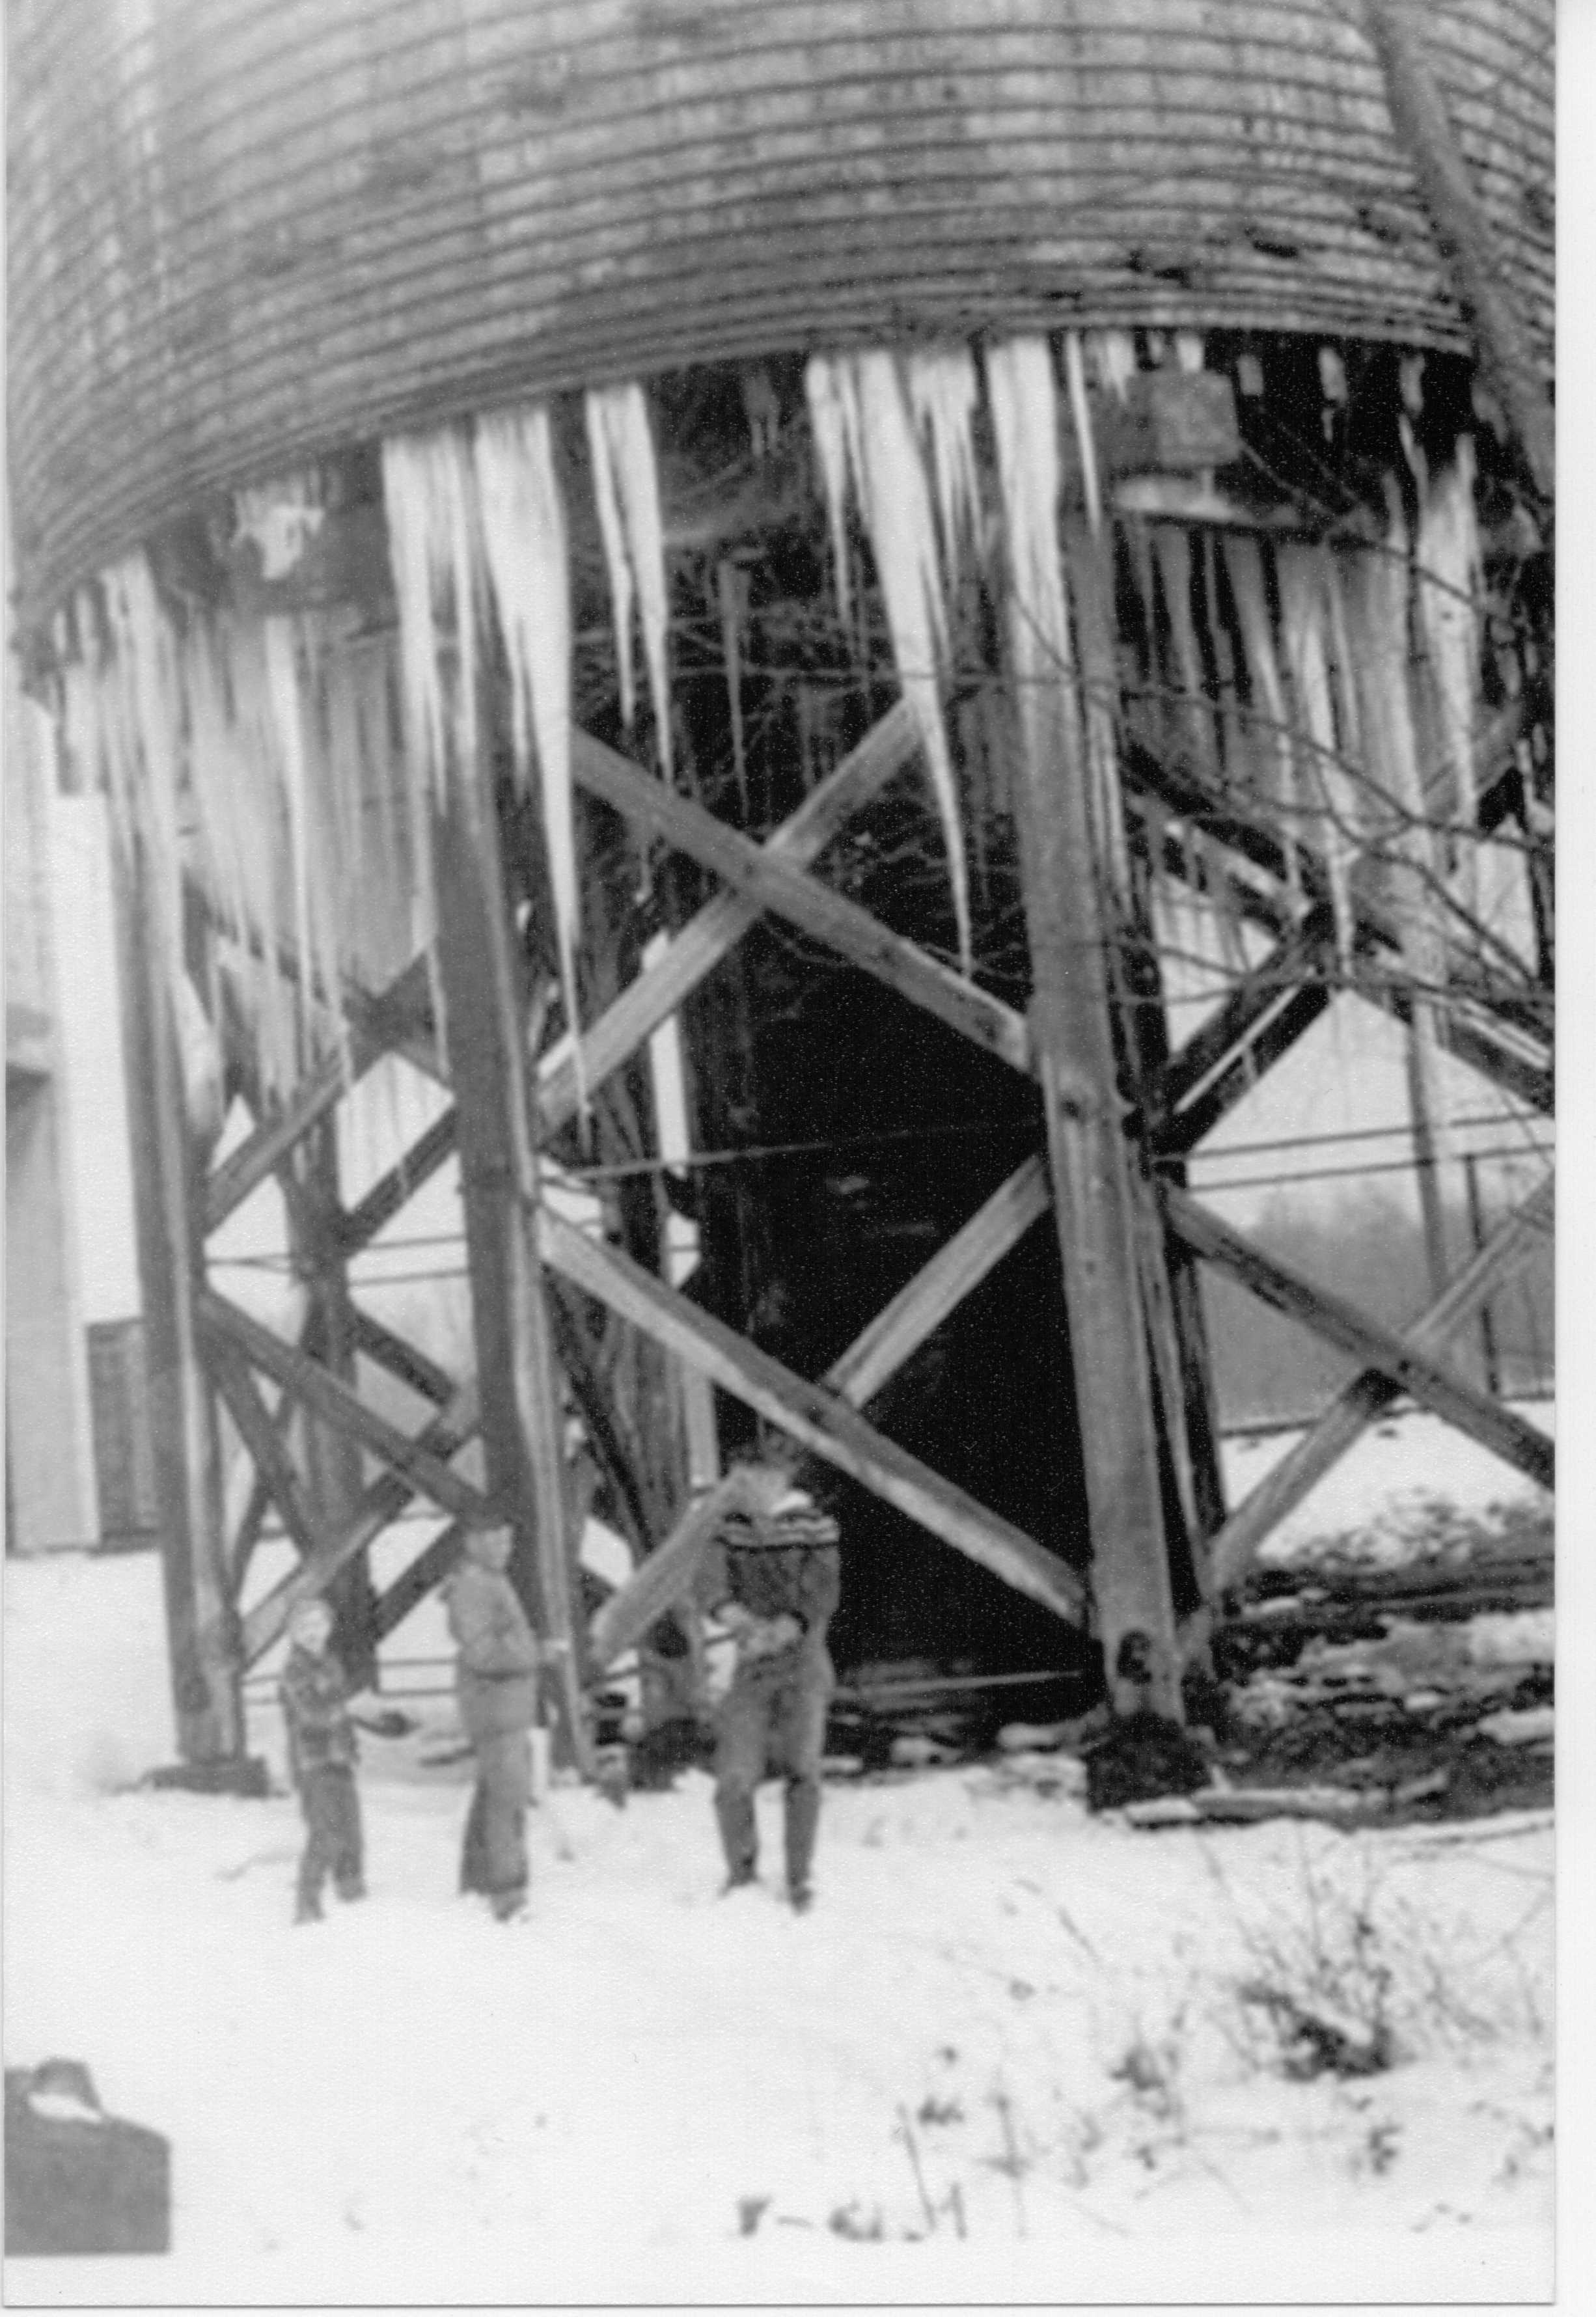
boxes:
[1204,1833,1551,2081]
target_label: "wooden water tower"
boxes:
[6,0,1552,1777]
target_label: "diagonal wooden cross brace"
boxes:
[586,1153,1057,1669]
[236,1370,483,1663]
[1163,1185,1554,1492]
[569,729,1032,1081]
[540,1207,1084,1627]
[1205,1173,1554,1598]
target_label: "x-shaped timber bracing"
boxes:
[197,693,1552,1685]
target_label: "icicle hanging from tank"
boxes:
[585,382,672,782]
[381,428,482,816]
[1414,439,1483,910]
[381,426,487,1052]
[1338,497,1456,1262]
[984,335,1073,768]
[805,348,972,973]
[1222,535,1304,917]
[1277,545,1362,964]
[906,347,982,586]
[181,612,303,1099]
[1058,335,1132,909]
[473,402,586,1112]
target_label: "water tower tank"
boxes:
[7,0,1552,625]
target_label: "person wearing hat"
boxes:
[693,1447,842,1912]
[446,1524,542,1921]
[279,1594,366,1925]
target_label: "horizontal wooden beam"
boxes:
[1206,1174,1554,1598]
[540,701,922,1132]
[201,1288,493,1530]
[1162,1185,1554,1492]
[540,1211,1084,1626]
[571,730,1032,1081]
[827,1155,1053,1409]
[240,1379,481,1662]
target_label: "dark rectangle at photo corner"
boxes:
[4,2073,171,2258]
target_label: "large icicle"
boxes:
[984,336,1071,759]
[906,346,982,588]
[1278,545,1360,963]
[1062,332,1103,538]
[585,382,672,780]
[381,428,481,811]
[1414,439,1482,909]
[475,402,586,1110]
[1341,502,1456,1256]
[805,353,864,628]
[1222,535,1303,914]
[808,348,971,972]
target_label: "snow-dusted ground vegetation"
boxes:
[3,1417,1556,2305]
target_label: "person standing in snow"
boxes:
[279,1595,366,1925]
[693,1447,841,1912]
[446,1523,541,1921]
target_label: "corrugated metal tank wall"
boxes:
[7,0,1552,622]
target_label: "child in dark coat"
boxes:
[279,1596,365,1925]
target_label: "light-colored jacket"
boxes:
[447,1561,539,1742]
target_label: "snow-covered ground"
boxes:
[4,1485,1556,2307]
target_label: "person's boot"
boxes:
[294,1895,323,1926]
[491,1887,529,1923]
[784,1777,821,1907]
[715,1784,758,1895]
[335,1878,366,1904]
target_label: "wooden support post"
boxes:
[1205,1175,1552,1598]
[112,840,245,1765]
[430,771,592,1774]
[1360,0,1554,504]
[282,1121,378,1688]
[1074,508,1226,1615]
[1009,538,1183,1716]
[1163,1184,1554,1490]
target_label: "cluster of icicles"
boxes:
[51,330,1483,1144]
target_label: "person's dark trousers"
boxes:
[460,1730,532,1908]
[296,1764,365,1918]
[713,1649,833,1893]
